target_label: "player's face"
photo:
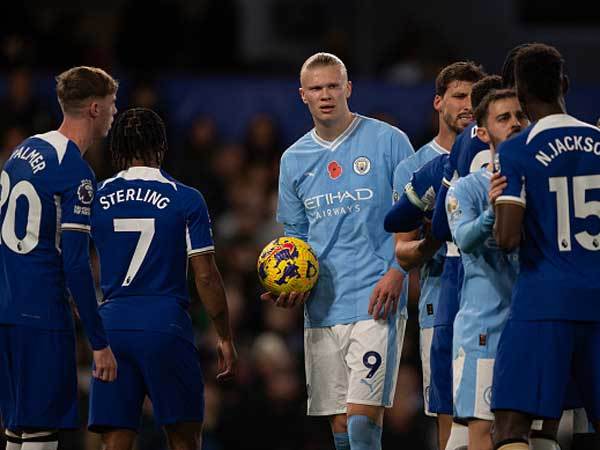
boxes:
[483,97,528,148]
[94,93,118,138]
[299,65,352,125]
[435,80,475,134]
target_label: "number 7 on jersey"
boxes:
[113,218,155,286]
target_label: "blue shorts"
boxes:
[0,324,78,429]
[89,330,205,431]
[429,324,453,415]
[492,319,600,421]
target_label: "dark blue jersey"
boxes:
[497,114,600,321]
[0,131,98,330]
[432,124,490,241]
[92,167,214,342]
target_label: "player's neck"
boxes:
[525,99,566,123]
[129,158,160,169]
[434,126,455,153]
[58,119,94,155]
[314,112,355,142]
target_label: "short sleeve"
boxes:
[496,141,526,207]
[392,159,414,201]
[60,159,96,233]
[276,155,308,239]
[389,127,415,169]
[407,155,446,212]
[185,189,215,256]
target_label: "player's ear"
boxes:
[433,94,442,112]
[345,80,352,99]
[299,87,308,104]
[89,100,100,118]
[476,125,491,144]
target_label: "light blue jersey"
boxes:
[447,169,519,354]
[277,114,414,327]
[393,140,449,329]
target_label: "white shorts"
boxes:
[304,316,406,416]
[419,327,436,417]
[453,348,494,421]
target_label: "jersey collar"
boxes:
[526,113,598,144]
[310,114,362,151]
[102,166,177,191]
[430,139,450,154]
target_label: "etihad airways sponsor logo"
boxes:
[304,188,373,209]
[304,188,374,221]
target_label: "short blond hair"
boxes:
[56,66,118,114]
[300,52,348,81]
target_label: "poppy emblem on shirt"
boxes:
[353,156,371,175]
[327,161,342,180]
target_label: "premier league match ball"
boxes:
[257,237,319,295]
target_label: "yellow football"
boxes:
[257,237,319,295]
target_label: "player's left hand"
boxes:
[216,338,238,383]
[489,172,507,211]
[368,268,404,320]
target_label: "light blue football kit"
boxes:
[385,153,458,416]
[391,140,449,416]
[89,166,213,430]
[492,114,600,420]
[0,131,108,429]
[447,168,518,420]
[277,114,413,415]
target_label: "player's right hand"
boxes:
[216,338,238,383]
[489,172,507,211]
[92,346,118,382]
[260,291,309,308]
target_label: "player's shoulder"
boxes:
[98,167,178,194]
[29,131,94,184]
[454,125,488,155]
[497,124,533,158]
[400,141,442,169]
[282,129,321,159]
[523,113,599,146]
[168,173,206,202]
[450,169,483,197]
[356,114,410,140]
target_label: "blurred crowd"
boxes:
[0,66,437,450]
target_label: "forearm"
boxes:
[62,231,108,350]
[494,203,523,250]
[194,268,232,340]
[395,235,442,271]
[453,208,495,254]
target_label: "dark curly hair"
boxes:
[110,107,167,171]
[514,43,565,103]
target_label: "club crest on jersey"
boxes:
[353,156,371,175]
[446,195,461,221]
[77,179,94,205]
[392,190,400,203]
[327,161,342,180]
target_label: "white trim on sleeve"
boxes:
[188,245,215,257]
[61,223,91,232]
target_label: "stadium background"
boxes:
[1,1,599,449]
